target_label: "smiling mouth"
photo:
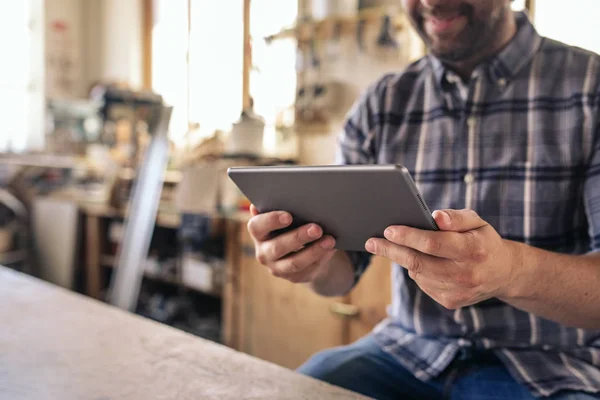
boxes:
[424,12,466,34]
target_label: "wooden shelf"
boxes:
[100,254,221,298]
[0,249,27,265]
[119,168,182,184]
[265,6,404,44]
[80,203,182,229]
[0,154,81,169]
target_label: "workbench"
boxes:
[0,266,366,400]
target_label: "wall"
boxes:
[44,0,85,98]
[100,0,143,89]
[45,0,143,99]
[535,0,600,54]
[296,15,425,165]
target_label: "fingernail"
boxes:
[436,211,450,226]
[365,239,375,253]
[279,213,292,225]
[321,237,335,249]
[307,224,322,238]
[384,228,393,239]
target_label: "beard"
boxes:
[409,2,507,63]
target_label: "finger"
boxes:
[383,226,469,260]
[247,210,293,241]
[250,204,260,216]
[281,248,337,283]
[261,223,327,261]
[365,238,443,280]
[433,209,487,233]
[270,236,336,277]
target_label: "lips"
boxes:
[424,12,466,34]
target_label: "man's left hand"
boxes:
[365,209,522,309]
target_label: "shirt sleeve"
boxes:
[334,74,392,284]
[584,115,600,253]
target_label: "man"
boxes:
[246,0,600,398]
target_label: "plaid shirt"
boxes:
[338,12,600,398]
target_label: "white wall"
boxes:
[535,0,600,54]
[296,16,425,165]
[44,0,85,98]
[100,0,142,88]
[45,0,143,98]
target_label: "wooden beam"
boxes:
[85,214,102,299]
[142,0,153,89]
[242,0,251,110]
[525,0,535,19]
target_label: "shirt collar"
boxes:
[428,11,543,90]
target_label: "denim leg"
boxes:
[449,362,536,400]
[297,335,443,400]
[551,391,600,399]
[449,356,600,400]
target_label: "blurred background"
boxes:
[0,0,598,370]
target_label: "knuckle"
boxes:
[469,243,488,263]
[246,218,256,236]
[424,237,441,254]
[269,266,282,278]
[268,242,283,260]
[446,209,459,222]
[286,259,302,274]
[407,251,422,274]
[256,250,268,265]
[295,227,305,242]
[379,242,390,259]
[464,233,486,262]
[468,209,480,218]
[408,268,419,281]
[456,270,478,289]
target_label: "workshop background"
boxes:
[1,0,598,370]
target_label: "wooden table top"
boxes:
[0,267,366,400]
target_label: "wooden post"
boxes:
[85,214,102,299]
[527,0,535,19]
[223,220,242,349]
[142,0,153,89]
[242,0,251,110]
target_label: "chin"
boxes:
[431,48,466,62]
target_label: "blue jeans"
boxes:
[297,335,600,400]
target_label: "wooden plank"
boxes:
[85,214,102,299]
[347,256,392,343]
[265,6,404,43]
[223,219,243,349]
[141,0,153,89]
[0,267,367,400]
[242,0,251,109]
[238,227,346,369]
[525,0,536,19]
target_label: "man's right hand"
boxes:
[247,204,337,284]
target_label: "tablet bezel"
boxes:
[227,164,439,251]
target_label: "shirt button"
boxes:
[463,173,475,184]
[498,78,507,88]
[467,117,476,129]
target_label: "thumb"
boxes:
[250,204,260,216]
[433,209,487,232]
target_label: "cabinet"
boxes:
[223,219,392,369]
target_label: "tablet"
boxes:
[227,164,439,252]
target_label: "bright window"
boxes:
[0,0,44,152]
[151,0,298,148]
[534,0,600,54]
